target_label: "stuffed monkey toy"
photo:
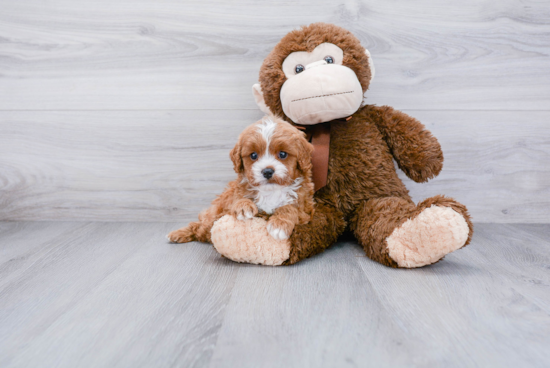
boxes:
[211,23,473,268]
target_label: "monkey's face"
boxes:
[253,23,375,126]
[279,43,363,125]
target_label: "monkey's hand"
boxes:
[366,105,443,183]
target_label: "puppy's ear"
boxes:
[296,132,314,176]
[229,141,244,174]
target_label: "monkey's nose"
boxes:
[262,168,274,179]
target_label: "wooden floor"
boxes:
[1,222,549,367]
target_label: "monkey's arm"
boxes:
[365,105,443,183]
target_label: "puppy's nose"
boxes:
[262,168,274,179]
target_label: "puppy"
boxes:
[167,116,315,244]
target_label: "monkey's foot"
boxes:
[386,205,469,268]
[211,215,290,266]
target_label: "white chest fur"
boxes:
[248,178,303,214]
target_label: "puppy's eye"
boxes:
[278,151,288,159]
[324,56,334,64]
[295,64,305,74]
[250,152,258,160]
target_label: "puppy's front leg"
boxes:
[267,205,300,241]
[231,198,258,221]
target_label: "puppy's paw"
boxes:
[267,217,295,241]
[231,199,258,221]
[167,229,193,243]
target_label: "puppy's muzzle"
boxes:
[262,168,274,179]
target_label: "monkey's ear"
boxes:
[229,141,244,174]
[364,49,375,82]
[252,83,273,115]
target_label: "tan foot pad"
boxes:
[211,215,290,266]
[386,205,469,268]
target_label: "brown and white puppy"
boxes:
[167,116,314,244]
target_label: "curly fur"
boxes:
[280,105,473,267]
[204,23,473,268]
[168,116,315,244]
[259,23,372,122]
[252,23,473,267]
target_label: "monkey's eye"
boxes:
[324,56,334,64]
[295,64,305,74]
[278,151,288,159]
[250,152,258,160]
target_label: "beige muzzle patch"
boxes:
[280,64,363,125]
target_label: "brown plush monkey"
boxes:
[211,23,473,268]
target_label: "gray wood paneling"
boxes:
[402,110,550,223]
[0,222,549,367]
[0,109,261,221]
[0,0,548,222]
[1,110,548,222]
[0,0,548,111]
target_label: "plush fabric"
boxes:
[386,205,470,268]
[258,23,373,122]
[280,64,363,125]
[211,215,290,266]
[210,23,474,268]
[281,43,345,77]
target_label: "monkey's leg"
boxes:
[350,196,473,268]
[282,203,346,265]
[210,203,345,266]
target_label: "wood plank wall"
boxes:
[0,0,549,222]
